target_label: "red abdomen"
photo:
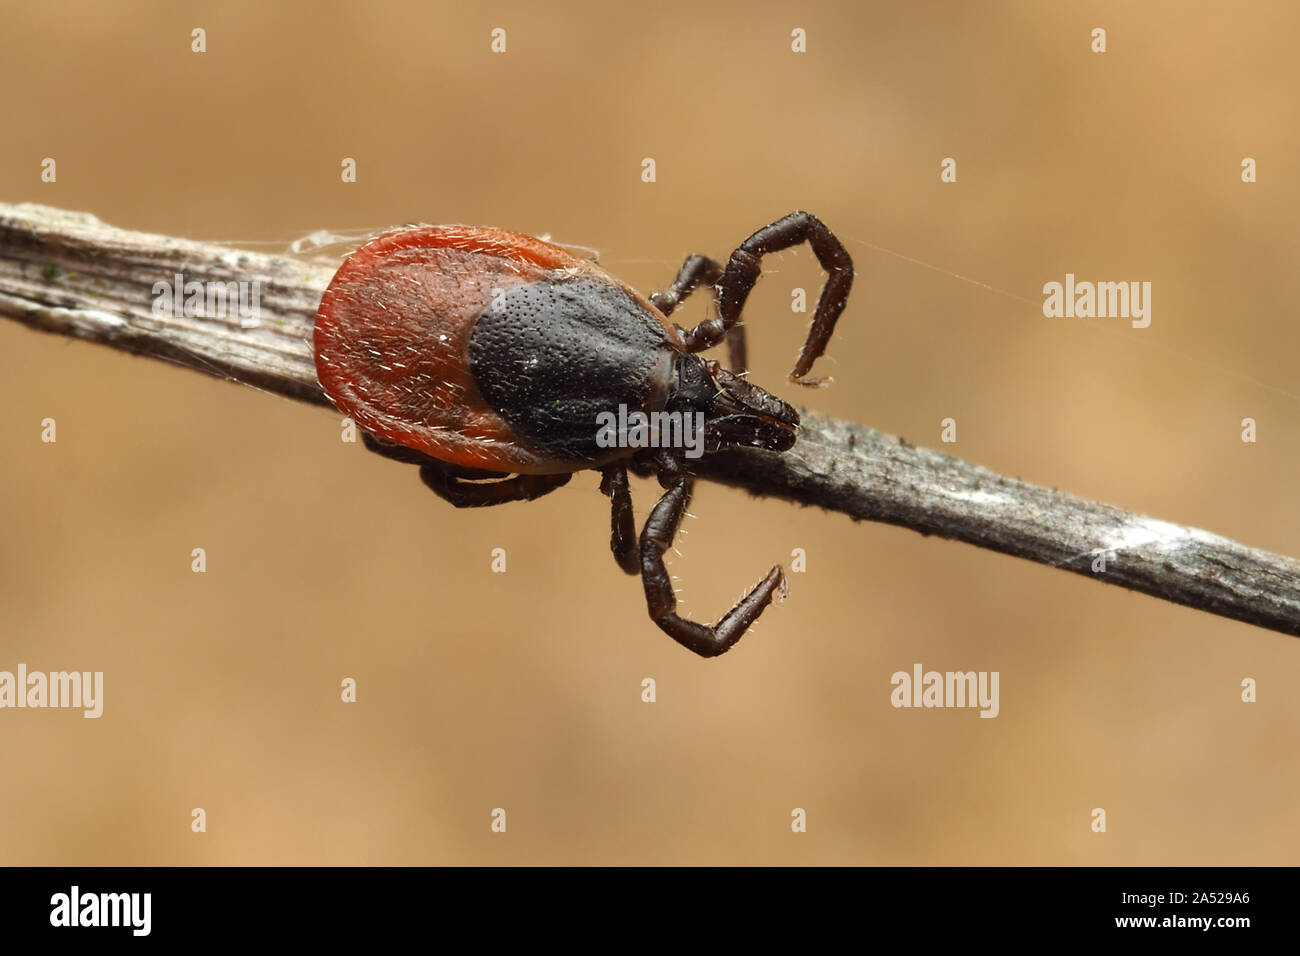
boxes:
[313,226,677,474]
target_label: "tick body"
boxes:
[313,212,854,657]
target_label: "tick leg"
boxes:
[600,463,640,575]
[419,463,571,508]
[650,253,750,374]
[639,477,788,658]
[361,432,506,478]
[365,431,564,507]
[363,431,444,467]
[676,211,854,386]
[723,325,748,375]
[650,253,722,318]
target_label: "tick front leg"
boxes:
[419,463,571,508]
[639,477,788,658]
[651,252,750,374]
[599,462,639,575]
[722,325,749,376]
[677,211,854,386]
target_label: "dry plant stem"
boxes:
[2,202,1298,640]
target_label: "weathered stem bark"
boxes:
[2,202,1297,639]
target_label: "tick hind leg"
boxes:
[639,477,788,658]
[600,462,639,575]
[674,211,854,386]
[363,431,453,467]
[419,464,571,508]
[361,432,569,507]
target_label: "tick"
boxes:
[313,212,854,657]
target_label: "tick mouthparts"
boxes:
[709,366,801,431]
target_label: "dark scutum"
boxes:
[468,277,672,459]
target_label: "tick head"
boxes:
[669,354,799,453]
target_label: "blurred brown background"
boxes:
[1,0,1297,865]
